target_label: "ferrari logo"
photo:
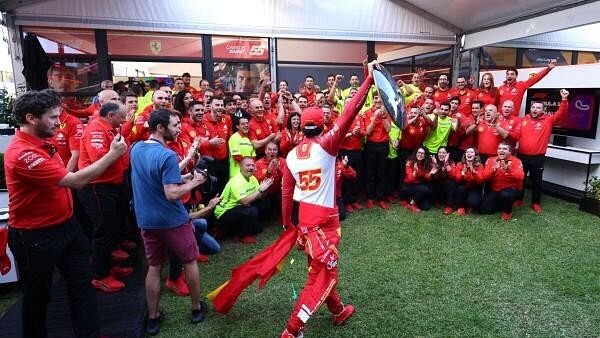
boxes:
[150,40,162,55]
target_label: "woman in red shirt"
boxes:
[401,146,437,212]
[476,72,499,108]
[279,112,303,157]
[430,147,457,215]
[453,146,484,215]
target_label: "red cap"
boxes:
[300,107,324,129]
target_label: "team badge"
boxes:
[149,40,161,55]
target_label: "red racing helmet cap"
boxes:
[301,107,325,129]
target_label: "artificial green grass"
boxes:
[0,194,597,337]
[155,195,599,338]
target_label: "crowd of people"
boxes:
[0,56,570,337]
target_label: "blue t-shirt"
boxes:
[130,141,189,230]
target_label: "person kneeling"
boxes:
[400,146,437,213]
[480,142,524,220]
[214,157,273,244]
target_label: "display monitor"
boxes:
[525,88,600,139]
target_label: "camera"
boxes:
[194,156,219,200]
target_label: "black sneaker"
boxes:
[191,301,208,324]
[146,312,164,336]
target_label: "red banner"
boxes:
[212,37,269,61]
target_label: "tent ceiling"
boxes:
[2,0,597,51]
[402,0,589,32]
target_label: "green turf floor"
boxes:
[1,193,598,337]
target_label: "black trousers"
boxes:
[385,156,402,197]
[8,218,99,338]
[364,141,389,201]
[78,183,128,279]
[339,149,363,204]
[210,158,230,194]
[481,188,521,214]
[403,183,432,210]
[216,205,260,237]
[254,192,281,224]
[337,197,346,221]
[431,177,456,207]
[518,153,545,204]
[454,185,482,210]
[397,148,413,185]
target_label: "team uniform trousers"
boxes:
[287,216,344,334]
[518,153,545,204]
[78,182,128,279]
[8,217,99,338]
[364,141,388,201]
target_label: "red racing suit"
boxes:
[279,73,373,335]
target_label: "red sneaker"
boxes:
[92,275,125,293]
[351,202,363,210]
[165,275,190,297]
[513,200,524,208]
[111,249,130,261]
[196,254,210,263]
[365,199,375,209]
[531,203,542,213]
[239,235,257,244]
[409,204,421,213]
[344,204,354,213]
[456,208,466,216]
[377,201,389,210]
[110,266,133,278]
[333,304,355,325]
[120,240,138,250]
[502,212,512,221]
[443,207,453,215]
[399,200,409,208]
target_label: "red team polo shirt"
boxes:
[449,88,476,117]
[79,118,129,184]
[5,130,73,229]
[254,156,285,194]
[476,89,499,108]
[52,110,84,167]
[248,115,279,155]
[364,107,390,143]
[399,118,427,150]
[475,122,506,157]
[340,114,366,151]
[201,114,231,160]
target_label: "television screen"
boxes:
[525,88,600,139]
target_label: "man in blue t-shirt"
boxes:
[130,108,208,336]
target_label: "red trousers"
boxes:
[286,217,345,334]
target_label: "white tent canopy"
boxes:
[2,0,598,49]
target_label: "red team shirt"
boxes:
[5,131,73,229]
[475,122,506,157]
[52,110,84,167]
[201,114,231,160]
[254,156,286,194]
[517,100,568,155]
[248,115,279,155]
[399,118,428,150]
[482,155,525,191]
[364,107,391,143]
[78,118,129,185]
[497,67,551,115]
